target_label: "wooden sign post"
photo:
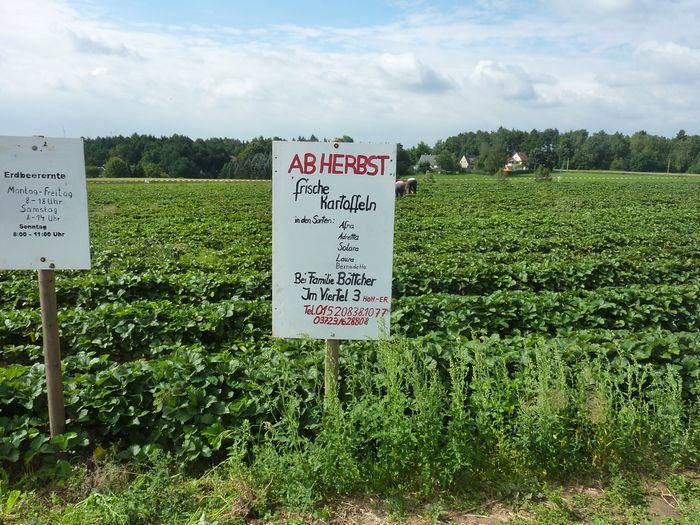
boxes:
[325,339,340,399]
[38,268,65,436]
[271,140,397,402]
[0,136,91,437]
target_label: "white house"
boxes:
[504,151,529,171]
[459,155,476,170]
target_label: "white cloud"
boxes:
[635,40,700,82]
[471,60,537,101]
[70,31,137,57]
[375,53,453,93]
[547,0,657,15]
[584,0,652,12]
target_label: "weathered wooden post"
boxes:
[38,268,65,436]
[324,339,340,399]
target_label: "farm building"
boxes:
[459,155,476,170]
[504,151,529,171]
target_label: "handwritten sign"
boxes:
[272,141,396,340]
[0,136,91,269]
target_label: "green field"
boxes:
[2,172,700,523]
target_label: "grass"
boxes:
[3,456,700,523]
[4,336,700,523]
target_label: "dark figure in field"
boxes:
[395,179,406,197]
[406,177,417,194]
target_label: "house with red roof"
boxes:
[504,151,529,171]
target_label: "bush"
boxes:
[103,157,131,179]
[534,166,552,181]
[85,165,101,178]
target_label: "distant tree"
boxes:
[477,141,508,175]
[130,163,146,178]
[160,135,195,175]
[103,156,131,178]
[628,151,656,172]
[219,158,239,179]
[236,137,272,179]
[436,151,457,173]
[243,152,272,179]
[417,160,432,173]
[396,143,412,177]
[688,154,700,174]
[670,132,700,172]
[140,140,164,167]
[192,138,234,178]
[140,161,163,178]
[169,157,200,179]
[494,127,527,153]
[609,132,630,162]
[534,166,552,181]
[110,134,148,165]
[610,157,627,171]
[408,141,432,166]
[556,129,588,168]
[573,131,612,169]
[523,128,559,169]
[85,165,101,178]
[628,131,669,172]
[84,136,119,166]
[434,132,478,160]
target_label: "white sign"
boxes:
[0,136,91,270]
[272,141,396,340]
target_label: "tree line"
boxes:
[86,134,272,180]
[85,128,700,179]
[427,128,700,174]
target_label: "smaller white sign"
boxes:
[0,136,91,270]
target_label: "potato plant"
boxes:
[1,173,699,469]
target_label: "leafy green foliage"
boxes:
[1,173,700,516]
[102,157,131,179]
[534,165,551,181]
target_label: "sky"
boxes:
[1,0,699,146]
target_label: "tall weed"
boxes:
[230,337,699,509]
[515,344,582,477]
